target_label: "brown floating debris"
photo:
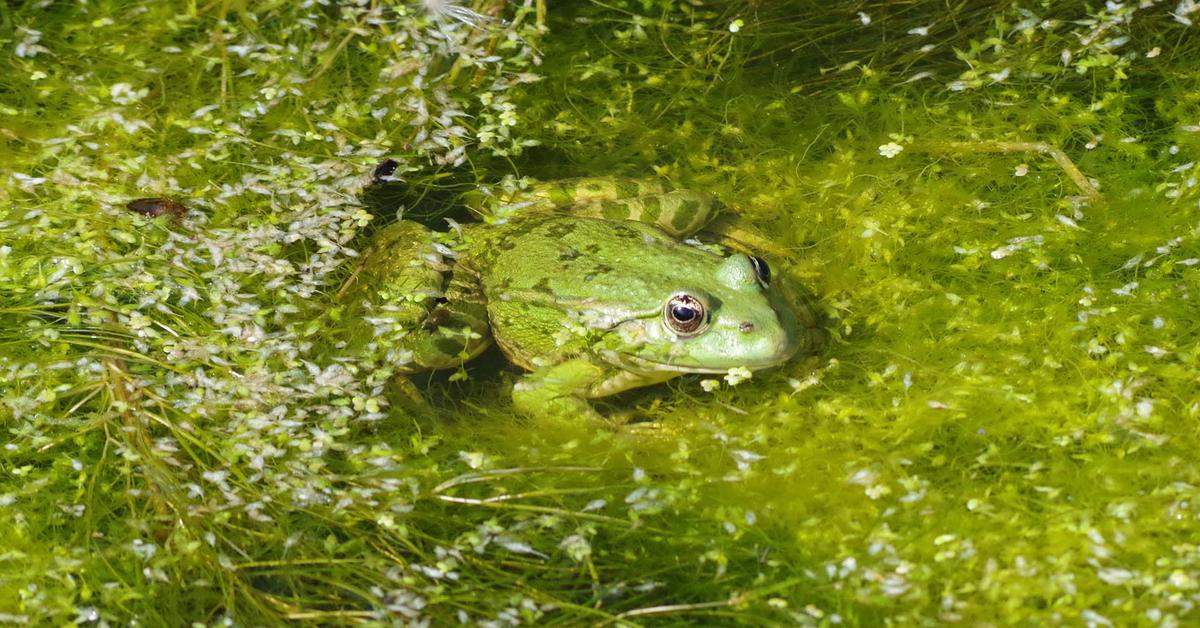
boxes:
[372,158,400,184]
[126,197,188,219]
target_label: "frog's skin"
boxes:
[342,177,822,423]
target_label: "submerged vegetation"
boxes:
[3,0,1200,624]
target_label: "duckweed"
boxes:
[3,0,1200,624]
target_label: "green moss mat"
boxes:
[3,0,1200,624]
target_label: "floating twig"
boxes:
[912,139,1101,201]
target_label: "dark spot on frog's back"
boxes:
[613,223,643,239]
[584,263,615,282]
[542,222,576,239]
[531,278,553,294]
[558,247,581,262]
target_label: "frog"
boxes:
[339,176,823,423]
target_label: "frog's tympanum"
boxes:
[341,177,822,423]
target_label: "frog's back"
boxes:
[467,215,719,308]
[461,215,724,367]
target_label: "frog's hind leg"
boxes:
[339,221,492,373]
[470,176,722,239]
[578,188,718,239]
[697,213,791,260]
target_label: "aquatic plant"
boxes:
[4,0,1200,625]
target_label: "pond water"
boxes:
[3,1,1200,624]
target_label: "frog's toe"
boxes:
[604,407,639,426]
[389,375,435,420]
[620,420,670,437]
[511,379,604,424]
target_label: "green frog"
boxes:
[340,177,822,423]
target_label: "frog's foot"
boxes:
[511,359,682,426]
[512,359,610,424]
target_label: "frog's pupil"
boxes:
[672,305,697,322]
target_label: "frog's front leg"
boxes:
[340,220,492,372]
[511,359,606,423]
[511,358,676,424]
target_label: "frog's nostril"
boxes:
[739,321,755,333]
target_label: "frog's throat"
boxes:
[600,350,790,375]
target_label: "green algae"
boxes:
[4,0,1200,625]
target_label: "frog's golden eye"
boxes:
[749,255,771,287]
[664,294,708,337]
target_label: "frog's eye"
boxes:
[749,255,771,287]
[664,293,708,337]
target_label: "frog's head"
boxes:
[604,254,808,375]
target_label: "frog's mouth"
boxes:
[596,311,815,375]
[605,350,794,375]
